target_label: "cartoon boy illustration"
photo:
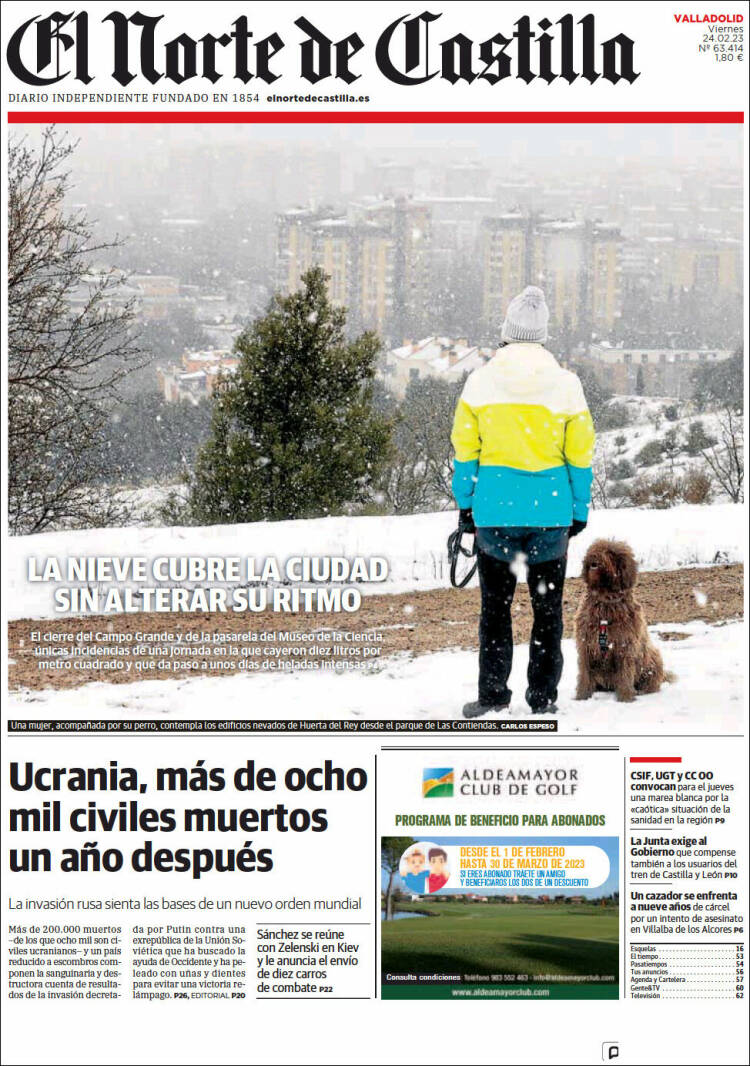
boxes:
[428,848,449,893]
[402,847,428,894]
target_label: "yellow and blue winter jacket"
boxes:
[451,343,595,528]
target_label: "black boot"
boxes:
[530,700,558,715]
[462,698,511,719]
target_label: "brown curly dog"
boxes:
[574,539,674,703]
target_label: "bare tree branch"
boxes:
[8,127,145,534]
[702,406,744,504]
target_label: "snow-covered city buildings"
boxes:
[382,337,498,396]
[583,344,734,397]
[157,349,238,404]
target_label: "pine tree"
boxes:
[187,268,391,523]
[685,420,715,456]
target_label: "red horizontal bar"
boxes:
[8,110,745,125]
[629,757,682,763]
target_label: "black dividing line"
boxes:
[374,750,378,1000]
[623,753,627,1001]
[5,729,738,739]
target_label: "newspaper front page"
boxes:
[1,2,747,1063]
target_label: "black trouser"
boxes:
[477,551,567,710]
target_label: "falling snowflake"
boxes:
[510,552,528,580]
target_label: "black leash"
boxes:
[447,517,478,588]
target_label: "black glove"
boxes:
[459,508,476,534]
[569,519,587,538]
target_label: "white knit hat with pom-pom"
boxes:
[501,286,549,343]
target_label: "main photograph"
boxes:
[6,120,744,730]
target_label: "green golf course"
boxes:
[382,902,619,990]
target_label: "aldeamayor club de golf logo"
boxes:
[422,768,454,799]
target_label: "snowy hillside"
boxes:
[6,502,744,621]
[596,395,739,503]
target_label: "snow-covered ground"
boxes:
[7,621,744,734]
[110,481,182,524]
[6,503,744,621]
